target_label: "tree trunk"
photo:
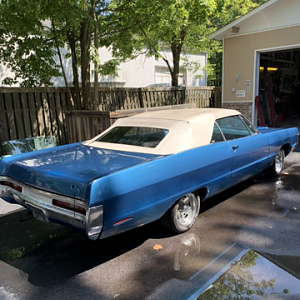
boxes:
[67,31,81,109]
[52,20,73,105]
[92,0,99,110]
[171,43,182,87]
[80,17,91,110]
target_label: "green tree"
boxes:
[198,250,276,300]
[0,0,60,87]
[109,0,216,87]
[0,0,132,108]
[0,0,269,104]
[207,0,268,86]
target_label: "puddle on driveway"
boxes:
[255,174,299,219]
[197,250,300,299]
[271,178,300,216]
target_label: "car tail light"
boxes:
[0,181,23,193]
[52,199,86,215]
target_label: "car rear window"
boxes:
[97,127,169,148]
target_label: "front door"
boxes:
[216,115,269,187]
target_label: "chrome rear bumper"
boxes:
[0,176,103,240]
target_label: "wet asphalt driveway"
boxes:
[1,151,300,300]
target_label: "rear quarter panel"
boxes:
[258,127,298,163]
[89,142,234,238]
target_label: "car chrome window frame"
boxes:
[239,115,259,135]
[216,115,253,141]
[210,121,226,144]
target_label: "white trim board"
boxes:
[223,101,253,103]
[252,51,260,125]
[255,43,300,53]
[222,23,300,40]
[210,0,281,40]
[221,37,225,104]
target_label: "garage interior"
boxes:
[258,48,300,129]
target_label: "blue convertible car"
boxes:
[0,109,298,240]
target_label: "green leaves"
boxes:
[0,0,62,86]
[108,0,217,86]
[0,0,269,90]
[98,59,119,77]
[207,0,268,86]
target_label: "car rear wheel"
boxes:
[269,149,285,177]
[161,193,200,233]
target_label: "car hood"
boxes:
[0,143,160,199]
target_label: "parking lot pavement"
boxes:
[0,201,23,216]
[0,151,300,300]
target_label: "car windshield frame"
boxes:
[215,115,257,141]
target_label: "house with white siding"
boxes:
[0,46,207,88]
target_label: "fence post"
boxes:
[0,136,3,157]
[184,87,188,104]
[209,89,215,107]
[213,87,222,108]
[0,122,4,157]
[138,88,144,108]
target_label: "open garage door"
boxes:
[257,48,300,129]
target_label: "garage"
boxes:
[258,48,300,127]
[210,0,300,129]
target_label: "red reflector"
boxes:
[52,199,86,215]
[114,217,132,226]
[0,181,23,193]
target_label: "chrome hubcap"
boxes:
[176,195,197,226]
[275,151,283,174]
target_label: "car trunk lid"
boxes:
[0,144,159,199]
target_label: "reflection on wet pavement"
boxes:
[173,233,201,272]
[234,163,300,257]
[198,250,300,300]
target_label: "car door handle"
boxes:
[232,145,239,151]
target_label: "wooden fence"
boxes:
[0,88,73,146]
[66,104,197,144]
[0,86,221,146]
[91,87,186,111]
[90,86,221,111]
[65,110,111,143]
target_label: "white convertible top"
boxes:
[130,108,239,122]
[86,108,241,155]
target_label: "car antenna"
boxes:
[71,185,78,218]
